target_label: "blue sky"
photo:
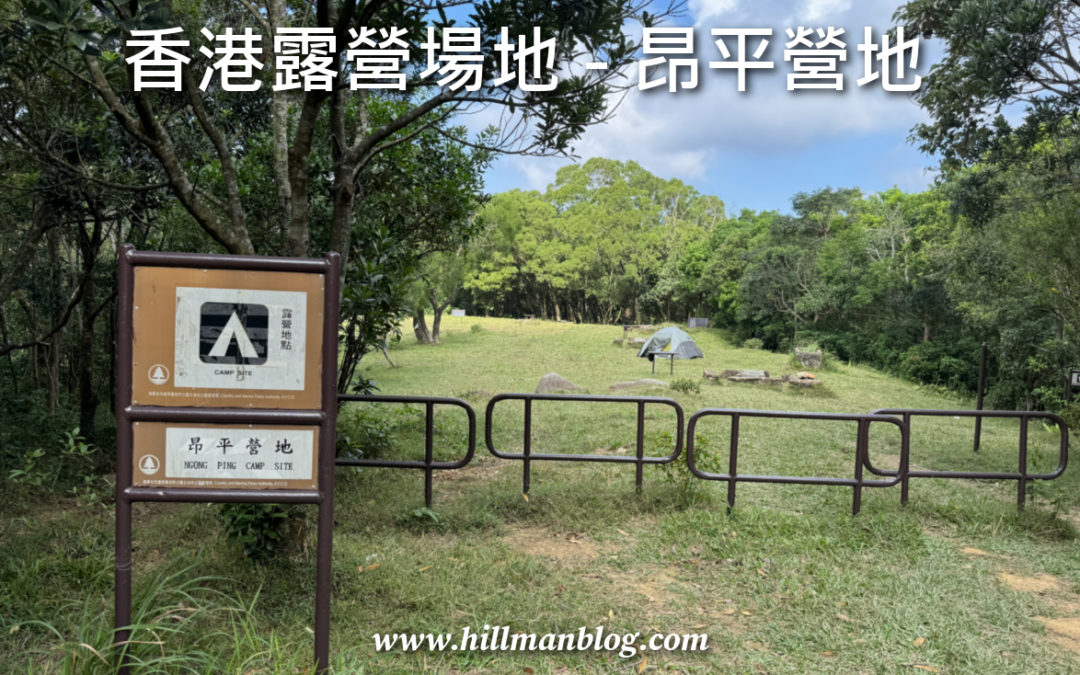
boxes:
[480,0,941,214]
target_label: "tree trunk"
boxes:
[46,338,60,413]
[45,227,60,412]
[923,322,931,343]
[413,308,433,344]
[431,306,445,343]
[76,272,98,439]
[76,209,104,442]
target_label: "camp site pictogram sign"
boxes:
[116,247,340,673]
[131,266,325,408]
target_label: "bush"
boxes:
[659,431,722,507]
[1059,401,1080,433]
[670,378,700,394]
[899,342,975,391]
[742,337,764,350]
[6,427,103,501]
[470,323,483,334]
[337,405,397,460]
[219,503,307,562]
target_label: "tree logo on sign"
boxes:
[148,364,170,385]
[138,455,160,475]
[199,302,268,365]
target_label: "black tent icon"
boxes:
[199,302,269,365]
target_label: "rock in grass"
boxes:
[794,348,823,368]
[536,373,584,393]
[609,379,670,391]
[728,369,768,381]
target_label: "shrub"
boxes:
[470,323,483,334]
[670,378,700,394]
[742,337,764,350]
[1059,401,1080,434]
[899,342,973,391]
[659,431,722,507]
[6,427,101,497]
[337,406,397,460]
[219,503,307,562]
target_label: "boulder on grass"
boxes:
[794,348,823,368]
[536,373,583,393]
[609,379,669,391]
[728,369,769,381]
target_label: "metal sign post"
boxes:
[115,245,339,673]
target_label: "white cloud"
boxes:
[690,0,739,26]
[801,0,851,24]
[479,0,939,202]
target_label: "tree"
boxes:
[13,0,677,272]
[461,159,722,324]
[410,250,466,344]
[0,21,168,437]
[896,0,1080,164]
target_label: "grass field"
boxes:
[3,316,1080,673]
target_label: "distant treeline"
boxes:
[456,156,1079,411]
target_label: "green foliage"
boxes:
[462,159,724,322]
[18,561,319,672]
[660,432,722,508]
[742,337,764,350]
[7,448,46,488]
[337,405,399,461]
[6,427,101,497]
[1058,401,1080,433]
[669,378,700,394]
[396,507,442,532]
[218,503,306,563]
[470,323,484,334]
[896,0,1074,165]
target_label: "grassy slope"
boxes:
[3,316,1079,673]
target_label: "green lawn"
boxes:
[3,316,1079,673]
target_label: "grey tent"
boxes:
[636,326,704,360]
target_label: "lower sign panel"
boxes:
[132,423,319,490]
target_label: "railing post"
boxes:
[901,412,911,507]
[852,419,866,516]
[974,343,988,452]
[424,401,434,508]
[727,414,740,509]
[523,398,532,496]
[635,400,645,492]
[1018,415,1028,511]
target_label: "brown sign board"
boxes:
[131,267,325,409]
[116,247,340,673]
[132,422,319,490]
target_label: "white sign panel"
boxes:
[163,426,314,482]
[174,287,307,390]
[1072,370,1080,388]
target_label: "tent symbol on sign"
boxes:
[138,455,160,475]
[199,302,269,366]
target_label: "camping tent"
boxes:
[636,326,704,360]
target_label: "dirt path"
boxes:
[960,546,1080,657]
